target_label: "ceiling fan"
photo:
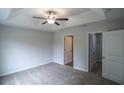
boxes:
[33,11,69,25]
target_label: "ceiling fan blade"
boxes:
[42,21,47,24]
[56,18,68,21]
[55,21,60,25]
[33,16,46,19]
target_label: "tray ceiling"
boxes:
[0,8,124,31]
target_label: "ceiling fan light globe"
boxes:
[47,19,55,24]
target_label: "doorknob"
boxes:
[102,56,105,59]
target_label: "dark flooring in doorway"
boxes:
[90,62,102,76]
[65,62,73,67]
[0,62,119,85]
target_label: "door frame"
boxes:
[88,32,103,72]
[64,35,74,66]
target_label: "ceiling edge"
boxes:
[0,23,53,32]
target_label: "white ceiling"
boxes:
[0,8,124,31]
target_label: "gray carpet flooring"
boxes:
[0,62,119,85]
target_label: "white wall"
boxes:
[53,18,124,72]
[53,27,88,71]
[0,25,53,76]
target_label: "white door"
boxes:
[64,36,73,65]
[102,30,124,84]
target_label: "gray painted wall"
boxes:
[0,25,53,76]
[89,33,102,71]
[96,33,102,62]
[89,33,97,71]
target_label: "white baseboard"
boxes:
[102,73,122,84]
[0,61,51,77]
[53,61,64,65]
[73,66,88,72]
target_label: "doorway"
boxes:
[64,35,73,67]
[89,33,102,76]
